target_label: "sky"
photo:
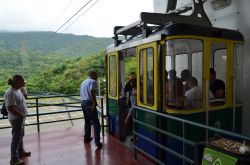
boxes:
[0,0,153,37]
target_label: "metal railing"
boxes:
[0,94,108,136]
[133,106,250,165]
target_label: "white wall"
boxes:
[153,0,167,13]
[203,0,250,136]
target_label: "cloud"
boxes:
[0,0,152,37]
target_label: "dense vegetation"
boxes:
[0,32,112,95]
[27,51,106,95]
[0,32,112,56]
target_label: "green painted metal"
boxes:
[135,106,249,140]
[208,107,242,134]
[107,98,119,116]
[201,147,238,165]
[164,107,243,142]
[136,108,158,128]
[133,106,249,164]
[0,94,107,134]
[134,106,242,143]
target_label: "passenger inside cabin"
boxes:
[167,70,184,109]
[165,70,169,81]
[181,69,191,93]
[165,70,169,94]
[184,77,202,109]
[147,70,154,104]
[210,68,225,98]
[124,72,136,108]
[125,78,137,133]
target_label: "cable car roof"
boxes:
[162,23,244,41]
[107,11,244,53]
[106,22,244,54]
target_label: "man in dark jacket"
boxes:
[210,68,225,98]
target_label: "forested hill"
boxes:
[0,32,113,56]
[0,32,113,94]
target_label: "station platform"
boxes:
[0,126,154,165]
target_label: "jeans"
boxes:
[9,117,25,161]
[81,100,101,145]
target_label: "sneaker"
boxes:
[96,143,103,149]
[84,137,93,143]
[10,159,24,165]
[19,151,31,157]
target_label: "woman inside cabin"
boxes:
[125,78,137,132]
[124,72,136,108]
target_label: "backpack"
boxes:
[1,102,8,117]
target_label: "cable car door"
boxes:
[107,52,120,139]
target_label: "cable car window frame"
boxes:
[233,43,243,105]
[146,48,154,105]
[139,48,154,106]
[137,42,158,110]
[209,42,228,107]
[107,53,118,100]
[164,37,204,113]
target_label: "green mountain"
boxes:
[0,31,114,94]
[0,32,113,56]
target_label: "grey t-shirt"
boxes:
[4,88,28,120]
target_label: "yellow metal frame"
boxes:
[105,36,243,114]
[107,52,119,100]
[206,38,230,111]
[136,42,158,110]
[162,35,242,114]
[231,41,244,108]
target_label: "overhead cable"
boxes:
[62,0,100,32]
[55,0,93,33]
[47,0,76,30]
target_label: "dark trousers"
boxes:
[9,117,25,161]
[81,100,101,145]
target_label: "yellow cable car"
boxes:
[106,1,244,163]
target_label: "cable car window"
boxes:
[139,50,144,103]
[192,52,203,86]
[210,43,227,106]
[139,47,154,106]
[166,55,172,71]
[109,55,117,97]
[146,48,154,105]
[234,44,243,104]
[122,48,136,103]
[176,54,188,77]
[165,39,203,110]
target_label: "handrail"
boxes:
[134,106,250,141]
[0,94,108,136]
[133,106,250,164]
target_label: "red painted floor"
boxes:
[0,126,154,165]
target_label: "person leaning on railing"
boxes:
[4,74,31,165]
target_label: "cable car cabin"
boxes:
[105,11,244,164]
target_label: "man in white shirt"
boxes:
[4,75,31,165]
[184,77,202,109]
[80,71,102,149]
